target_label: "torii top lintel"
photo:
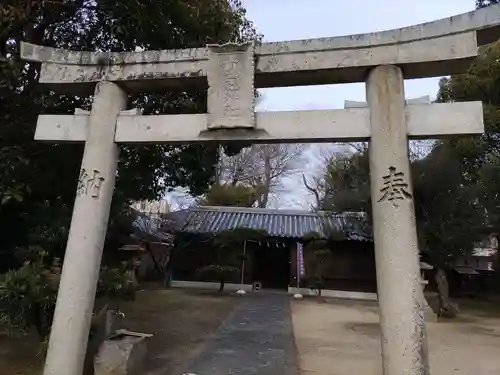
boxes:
[21,5,500,94]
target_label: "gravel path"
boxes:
[177,293,299,375]
[292,298,500,375]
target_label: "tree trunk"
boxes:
[257,154,272,208]
[258,183,270,208]
[302,174,321,209]
[164,269,172,288]
[495,235,500,271]
[32,304,52,339]
[435,267,458,319]
[144,243,164,278]
[164,247,176,288]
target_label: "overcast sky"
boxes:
[167,0,477,210]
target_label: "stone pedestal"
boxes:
[421,281,437,323]
[367,65,430,375]
[94,331,152,375]
[423,299,437,323]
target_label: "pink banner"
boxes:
[297,242,305,277]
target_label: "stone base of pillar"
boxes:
[421,281,437,322]
[423,297,437,323]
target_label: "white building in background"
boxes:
[455,233,498,272]
[131,199,171,219]
[130,199,172,237]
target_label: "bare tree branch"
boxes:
[217,143,306,207]
[302,174,321,209]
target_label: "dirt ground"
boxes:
[291,297,500,375]
[0,288,237,375]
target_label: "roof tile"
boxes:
[162,206,371,240]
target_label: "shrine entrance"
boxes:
[252,242,290,290]
[21,5,500,375]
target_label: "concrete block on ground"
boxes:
[94,330,152,375]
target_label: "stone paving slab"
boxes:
[177,293,298,375]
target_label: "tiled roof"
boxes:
[162,206,371,241]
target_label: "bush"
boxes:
[306,276,325,297]
[97,261,137,300]
[196,264,240,292]
[0,250,59,338]
[303,246,331,297]
[0,248,137,342]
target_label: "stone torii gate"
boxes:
[21,5,500,375]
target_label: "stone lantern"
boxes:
[420,261,436,321]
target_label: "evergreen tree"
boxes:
[0,0,258,266]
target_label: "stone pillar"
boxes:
[366,65,430,375]
[43,81,127,375]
